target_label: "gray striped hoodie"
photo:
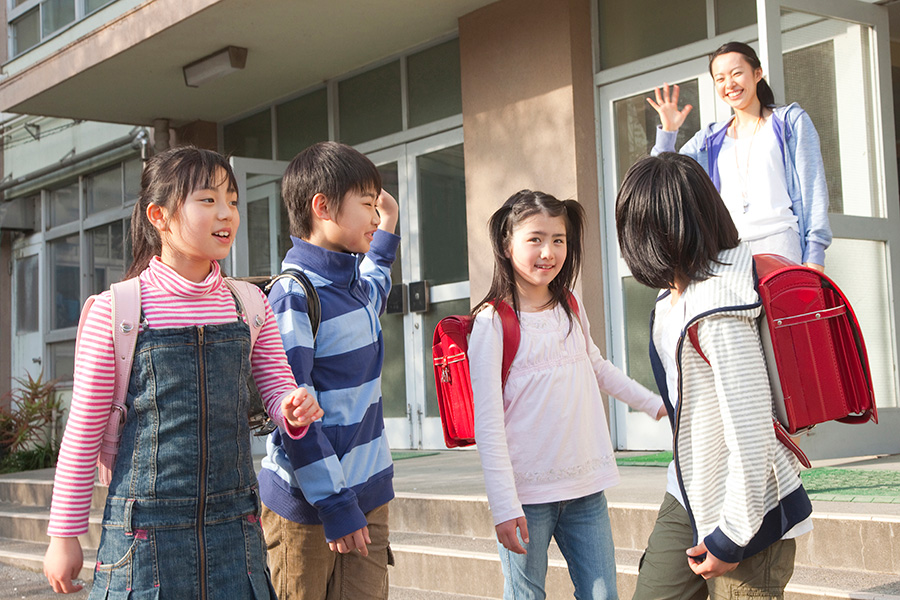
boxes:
[649,243,812,563]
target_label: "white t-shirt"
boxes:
[718,117,798,242]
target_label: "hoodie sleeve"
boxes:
[786,105,832,266]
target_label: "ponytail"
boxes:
[756,78,776,108]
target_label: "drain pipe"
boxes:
[0,127,149,194]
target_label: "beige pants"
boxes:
[632,494,796,600]
[261,501,393,600]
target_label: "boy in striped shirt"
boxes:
[258,141,400,600]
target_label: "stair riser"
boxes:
[392,496,900,575]
[0,513,102,548]
[0,479,108,510]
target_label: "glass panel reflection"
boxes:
[623,276,660,397]
[50,235,81,330]
[782,12,878,218]
[49,182,79,228]
[418,145,467,285]
[88,222,125,295]
[16,254,39,334]
[376,162,406,419]
[826,239,896,408]
[85,166,122,216]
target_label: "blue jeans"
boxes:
[498,490,618,600]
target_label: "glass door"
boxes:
[758,0,900,457]
[598,58,722,450]
[232,131,468,451]
[370,128,469,450]
[230,158,291,278]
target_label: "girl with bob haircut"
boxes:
[470,190,664,599]
[617,153,812,600]
[648,41,831,271]
[44,146,322,598]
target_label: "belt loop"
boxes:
[124,498,135,535]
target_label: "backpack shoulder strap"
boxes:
[686,320,811,468]
[97,277,141,486]
[493,300,520,386]
[268,268,321,341]
[223,278,267,352]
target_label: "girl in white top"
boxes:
[470,190,665,600]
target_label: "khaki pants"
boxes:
[261,501,393,600]
[632,494,796,600]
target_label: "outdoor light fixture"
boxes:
[183,46,248,88]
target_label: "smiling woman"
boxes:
[647,41,831,272]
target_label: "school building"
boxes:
[0,0,898,458]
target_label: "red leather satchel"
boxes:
[689,254,877,468]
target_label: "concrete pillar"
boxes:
[176,120,218,151]
[459,0,605,348]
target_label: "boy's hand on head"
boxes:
[44,536,84,594]
[328,526,371,556]
[281,388,324,429]
[376,190,399,234]
[495,517,529,555]
[686,541,738,579]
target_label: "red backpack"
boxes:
[432,296,579,448]
[689,253,877,467]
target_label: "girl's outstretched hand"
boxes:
[495,516,529,555]
[647,83,693,132]
[376,189,399,235]
[655,404,668,421]
[44,536,84,593]
[281,388,324,429]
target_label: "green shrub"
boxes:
[0,372,63,474]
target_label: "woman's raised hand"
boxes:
[647,83,693,132]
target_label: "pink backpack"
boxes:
[74,278,265,486]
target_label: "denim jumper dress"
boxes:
[90,303,275,599]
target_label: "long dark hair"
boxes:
[616,153,739,290]
[125,146,238,279]
[474,190,585,324]
[709,41,776,110]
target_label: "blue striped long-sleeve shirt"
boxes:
[258,230,399,541]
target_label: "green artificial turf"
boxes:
[800,468,900,503]
[391,451,440,461]
[615,451,673,467]
[615,452,900,503]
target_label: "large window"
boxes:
[222,38,463,158]
[7,0,114,58]
[14,157,138,382]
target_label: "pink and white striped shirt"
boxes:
[48,257,305,537]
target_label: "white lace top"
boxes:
[470,293,663,525]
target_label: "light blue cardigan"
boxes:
[652,103,832,266]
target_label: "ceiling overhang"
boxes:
[0,0,493,127]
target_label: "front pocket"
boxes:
[91,526,159,599]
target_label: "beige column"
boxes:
[459,0,606,350]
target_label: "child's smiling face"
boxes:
[506,211,568,297]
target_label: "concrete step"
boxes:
[0,501,104,548]
[0,470,107,510]
[393,493,900,575]
[0,537,96,582]
[390,530,900,600]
